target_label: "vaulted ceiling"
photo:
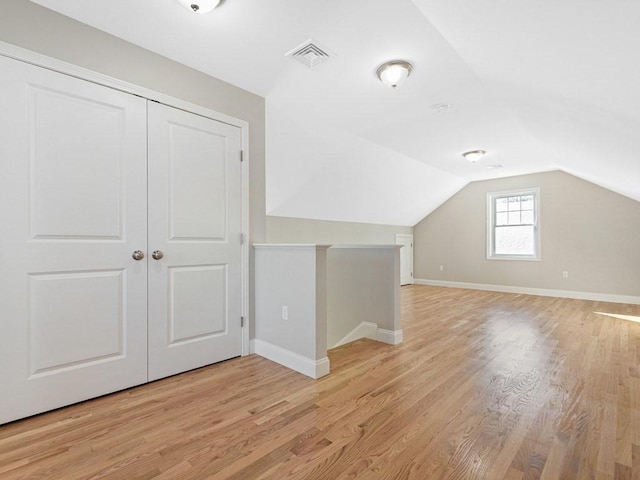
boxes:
[32,0,640,226]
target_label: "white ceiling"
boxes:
[31,0,640,226]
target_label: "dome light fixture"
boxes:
[462,150,486,162]
[175,0,221,14]
[376,60,413,88]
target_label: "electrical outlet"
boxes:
[562,271,569,279]
[282,305,288,320]
[439,265,444,271]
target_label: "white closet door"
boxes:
[0,57,148,424]
[147,102,243,381]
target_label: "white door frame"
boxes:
[0,41,252,355]
[395,234,414,286]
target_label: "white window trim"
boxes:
[486,187,541,261]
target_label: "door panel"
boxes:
[29,270,126,375]
[0,56,148,424]
[169,265,228,343]
[168,121,228,240]
[147,102,243,381]
[28,84,124,240]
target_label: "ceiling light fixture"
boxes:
[376,60,413,88]
[462,150,486,162]
[175,0,220,14]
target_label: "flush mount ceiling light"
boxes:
[175,0,220,13]
[462,150,486,162]
[376,60,413,88]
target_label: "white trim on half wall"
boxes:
[253,339,330,380]
[376,328,404,345]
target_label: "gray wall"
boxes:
[0,0,266,328]
[254,245,328,361]
[267,216,412,244]
[327,247,401,348]
[414,170,640,297]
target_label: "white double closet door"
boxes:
[0,56,243,424]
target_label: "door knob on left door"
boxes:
[152,250,164,260]
[132,250,145,261]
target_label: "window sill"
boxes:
[487,255,541,262]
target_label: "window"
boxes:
[487,188,540,260]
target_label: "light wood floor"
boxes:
[2,286,640,479]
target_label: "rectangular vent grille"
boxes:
[286,40,331,69]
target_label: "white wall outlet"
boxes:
[282,305,288,320]
[439,265,444,271]
[562,271,569,279]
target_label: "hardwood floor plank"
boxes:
[503,467,525,480]
[1,286,639,479]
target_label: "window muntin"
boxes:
[487,189,540,260]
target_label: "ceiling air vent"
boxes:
[286,39,332,69]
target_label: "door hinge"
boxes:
[239,232,245,245]
[241,316,245,328]
[240,150,244,162]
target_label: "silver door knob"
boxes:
[152,250,164,260]
[132,250,145,261]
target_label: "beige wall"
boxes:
[267,216,412,244]
[414,170,640,297]
[0,0,266,326]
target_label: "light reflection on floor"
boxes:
[594,311,640,324]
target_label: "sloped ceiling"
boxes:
[30,0,640,225]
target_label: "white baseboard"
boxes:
[414,279,640,305]
[249,338,256,355]
[253,339,330,379]
[377,328,403,345]
[331,321,378,349]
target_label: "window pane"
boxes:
[495,225,534,255]
[496,198,509,212]
[508,196,521,211]
[496,212,508,226]
[521,210,534,224]
[521,195,534,211]
[508,211,521,224]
